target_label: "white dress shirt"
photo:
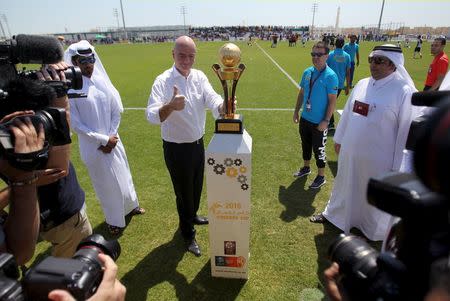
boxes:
[146,66,223,143]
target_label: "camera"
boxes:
[0,107,71,171]
[328,91,450,301]
[0,234,120,301]
[0,34,83,100]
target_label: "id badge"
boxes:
[353,100,369,117]
[306,101,311,112]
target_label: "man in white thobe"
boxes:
[310,44,417,241]
[64,41,143,234]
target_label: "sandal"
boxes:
[309,213,326,223]
[107,224,123,235]
[130,207,146,216]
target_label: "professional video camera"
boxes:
[0,34,83,100]
[0,34,83,170]
[327,91,450,301]
[0,234,120,301]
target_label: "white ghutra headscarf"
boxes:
[369,44,417,92]
[63,40,123,112]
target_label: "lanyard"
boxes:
[307,68,326,101]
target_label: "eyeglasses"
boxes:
[311,52,326,58]
[368,56,389,65]
[78,55,96,65]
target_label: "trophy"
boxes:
[212,43,246,134]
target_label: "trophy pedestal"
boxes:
[215,114,243,134]
[205,130,252,279]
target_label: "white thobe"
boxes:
[69,75,139,227]
[323,72,415,241]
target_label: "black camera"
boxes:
[328,91,450,301]
[0,234,120,301]
[0,107,71,171]
[0,34,83,100]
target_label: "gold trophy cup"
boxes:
[212,43,246,134]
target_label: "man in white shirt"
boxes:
[147,36,224,256]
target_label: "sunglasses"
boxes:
[78,55,96,65]
[368,56,389,65]
[311,52,326,58]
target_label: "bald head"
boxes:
[173,36,196,77]
[174,36,196,52]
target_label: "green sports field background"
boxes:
[31,39,432,300]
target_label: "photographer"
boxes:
[0,116,45,265]
[0,62,92,258]
[323,75,450,301]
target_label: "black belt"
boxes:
[163,137,203,145]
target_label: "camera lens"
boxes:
[76,234,121,261]
[63,66,83,90]
[328,234,379,280]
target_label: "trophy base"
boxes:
[215,115,243,134]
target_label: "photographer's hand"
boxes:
[0,117,44,265]
[324,262,343,301]
[36,168,67,186]
[48,254,126,301]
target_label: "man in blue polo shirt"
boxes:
[327,37,351,129]
[293,41,338,189]
[343,34,360,88]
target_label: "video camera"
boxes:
[0,34,83,100]
[0,34,82,170]
[0,234,120,301]
[327,91,450,301]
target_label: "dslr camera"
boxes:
[0,234,120,301]
[328,91,450,301]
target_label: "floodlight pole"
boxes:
[377,0,385,36]
[311,3,318,39]
[119,0,128,40]
[181,6,187,35]
[113,8,120,31]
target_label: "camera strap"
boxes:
[5,142,50,171]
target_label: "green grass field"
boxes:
[31,39,433,300]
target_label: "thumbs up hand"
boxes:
[170,86,186,111]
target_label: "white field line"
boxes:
[254,42,300,90]
[124,107,294,111]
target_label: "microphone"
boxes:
[5,34,64,64]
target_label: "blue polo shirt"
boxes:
[299,65,338,124]
[327,49,351,89]
[343,42,359,62]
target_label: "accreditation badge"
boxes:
[353,100,369,117]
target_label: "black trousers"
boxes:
[163,138,204,240]
[299,118,327,168]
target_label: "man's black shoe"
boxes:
[193,215,209,225]
[185,239,201,257]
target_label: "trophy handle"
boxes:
[230,64,246,112]
[212,64,229,115]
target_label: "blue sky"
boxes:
[1,0,449,35]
